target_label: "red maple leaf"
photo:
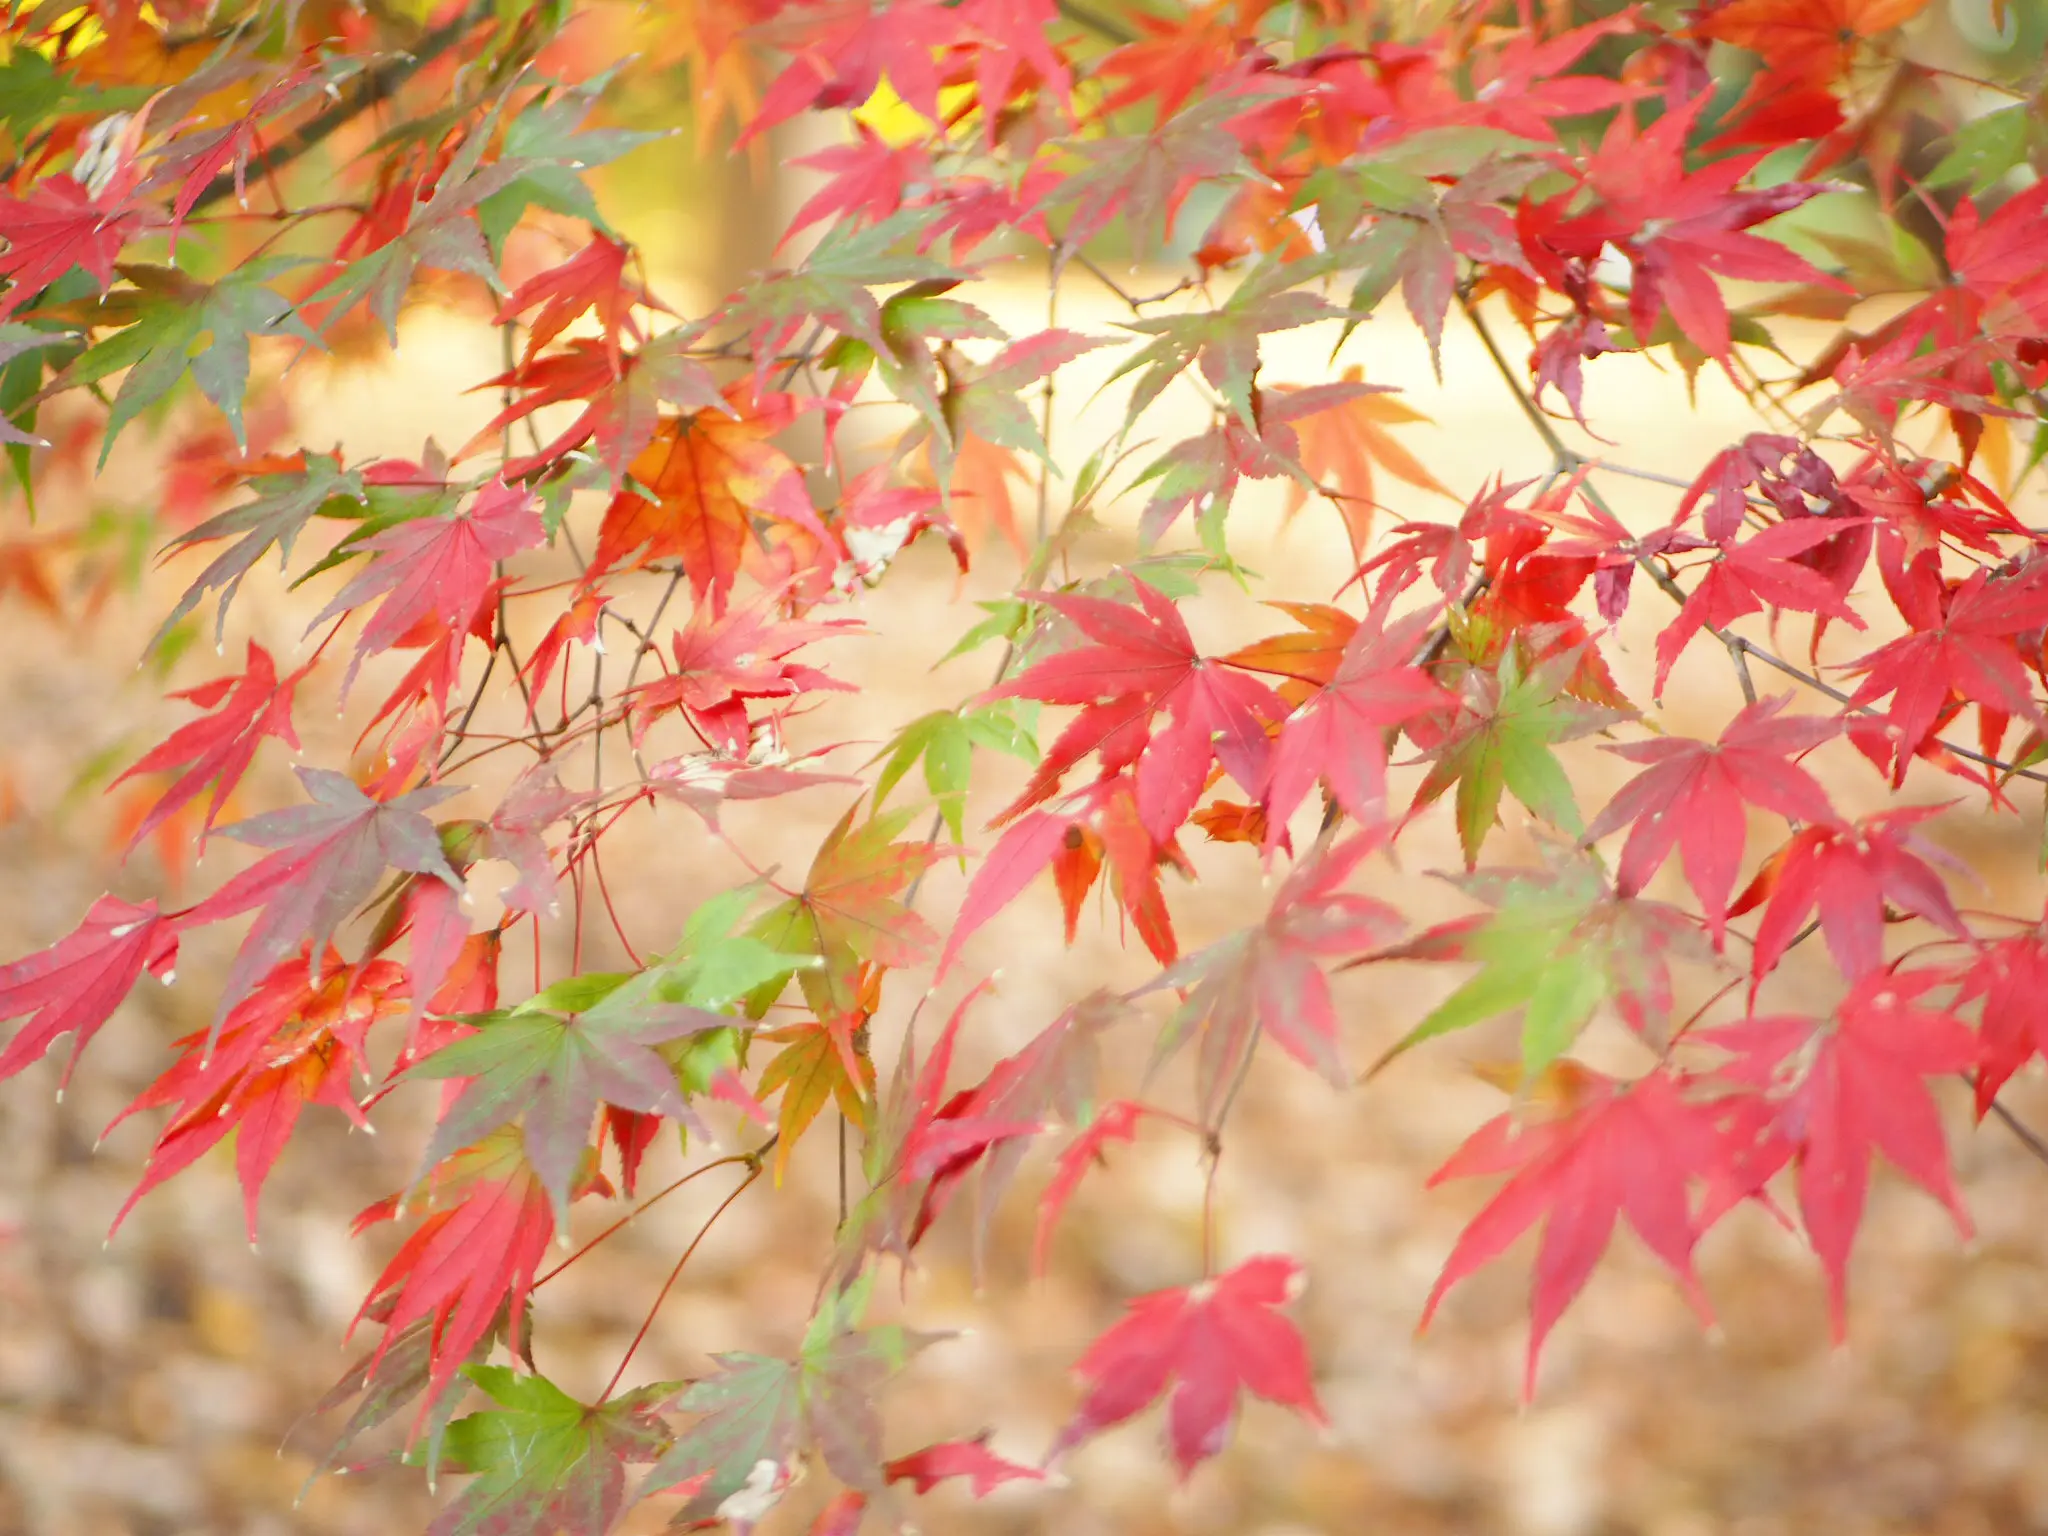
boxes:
[495,234,667,372]
[1842,558,2048,785]
[308,479,544,691]
[522,587,608,718]
[942,772,1189,974]
[1737,807,1966,987]
[1254,591,1449,838]
[1143,832,1403,1124]
[1048,1252,1326,1477]
[884,1434,1047,1497]
[1421,1064,1733,1397]
[1695,0,1933,93]
[0,173,154,318]
[179,767,463,1037]
[1547,102,1843,358]
[349,1130,592,1427]
[785,125,930,240]
[466,334,729,485]
[1956,920,2048,1117]
[1270,367,1454,560]
[110,639,310,852]
[1653,516,1870,696]
[1703,969,1978,1338]
[628,597,856,751]
[1033,1099,1146,1271]
[1583,694,1838,943]
[987,578,1285,840]
[104,948,408,1242]
[0,896,179,1086]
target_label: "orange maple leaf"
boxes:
[1695,0,1932,91]
[1275,366,1454,559]
[591,393,806,612]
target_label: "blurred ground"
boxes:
[6,254,2048,1536]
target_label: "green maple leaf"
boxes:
[407,967,737,1231]
[647,1273,938,1524]
[476,70,665,251]
[422,1366,681,1536]
[722,212,954,384]
[869,703,1037,846]
[871,279,1005,442]
[1414,643,1628,865]
[305,1308,525,1495]
[53,258,319,463]
[1108,257,1345,428]
[1364,852,1706,1080]
[1049,89,1264,256]
[154,454,367,646]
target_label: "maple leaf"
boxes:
[1703,969,1978,1338]
[51,258,320,462]
[406,966,736,1229]
[718,214,955,390]
[423,1366,682,1536]
[1420,1064,1732,1397]
[929,329,1106,471]
[1108,258,1347,429]
[1364,851,1706,1078]
[105,948,408,1243]
[630,595,857,753]
[1414,641,1628,865]
[308,479,544,690]
[1583,695,1838,942]
[351,1129,588,1425]
[306,1308,524,1491]
[1049,85,1275,256]
[150,69,321,251]
[786,124,931,240]
[110,639,309,853]
[179,766,463,1040]
[749,803,947,1017]
[1548,102,1844,357]
[522,587,608,718]
[907,991,1132,1271]
[759,1015,876,1184]
[1652,516,1870,696]
[590,392,811,612]
[987,578,1284,841]
[1033,1099,1146,1271]
[155,454,368,646]
[651,1273,938,1525]
[466,332,727,486]
[1144,833,1402,1125]
[1270,366,1452,557]
[1048,1252,1326,1477]
[870,703,1038,847]
[1739,807,1966,987]
[473,762,596,919]
[1957,921,2048,1117]
[1255,590,1449,838]
[1695,0,1932,93]
[943,773,1188,974]
[885,1433,1046,1497]
[0,173,154,319]
[0,895,178,1087]
[496,234,667,371]
[1842,558,2048,785]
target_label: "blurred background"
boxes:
[7,1,2048,1533]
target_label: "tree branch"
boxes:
[188,2,489,216]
